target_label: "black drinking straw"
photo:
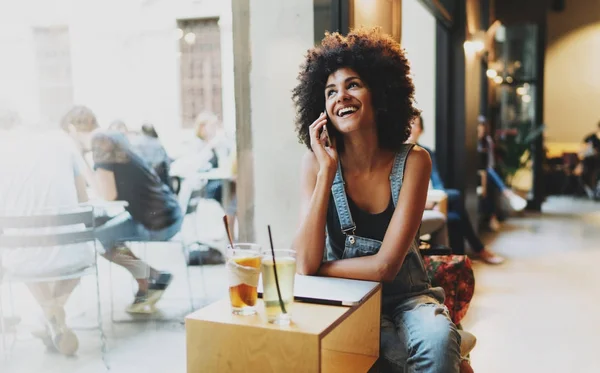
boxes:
[267,225,286,314]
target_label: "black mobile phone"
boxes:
[321,113,332,147]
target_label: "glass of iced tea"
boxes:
[227,243,261,315]
[261,249,296,325]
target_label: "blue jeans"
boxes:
[95,211,183,254]
[377,296,461,373]
[444,189,485,254]
[486,167,507,192]
[480,167,506,220]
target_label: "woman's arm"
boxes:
[94,168,118,201]
[318,147,432,282]
[293,112,338,275]
[75,174,89,203]
[293,151,335,275]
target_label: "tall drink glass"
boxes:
[261,249,296,325]
[227,243,261,315]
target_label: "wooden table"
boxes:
[186,285,382,373]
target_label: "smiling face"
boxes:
[324,67,375,135]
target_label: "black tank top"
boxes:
[326,193,395,259]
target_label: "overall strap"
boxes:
[390,143,415,207]
[331,160,356,235]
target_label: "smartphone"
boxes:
[321,113,332,148]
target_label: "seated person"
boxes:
[190,112,231,202]
[292,29,468,372]
[580,121,600,196]
[108,119,129,134]
[61,106,183,313]
[409,114,504,264]
[0,110,94,355]
[477,119,527,231]
[130,122,172,189]
[421,209,449,247]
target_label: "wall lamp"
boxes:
[463,20,502,58]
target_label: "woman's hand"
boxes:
[309,112,338,179]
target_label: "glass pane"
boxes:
[314,0,332,44]
[488,24,543,197]
[492,24,538,82]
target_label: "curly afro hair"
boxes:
[292,28,420,153]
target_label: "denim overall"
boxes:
[325,144,442,305]
[325,144,460,372]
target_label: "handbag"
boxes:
[422,254,475,325]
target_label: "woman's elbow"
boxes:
[296,256,320,276]
[296,265,316,276]
[296,263,319,276]
[376,261,399,282]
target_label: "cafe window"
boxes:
[314,0,333,44]
[178,18,222,128]
[402,0,437,149]
[33,25,74,126]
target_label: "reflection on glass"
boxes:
[488,24,542,197]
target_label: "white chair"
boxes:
[0,206,107,366]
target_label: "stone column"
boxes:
[232,0,313,248]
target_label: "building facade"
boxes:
[0,0,236,151]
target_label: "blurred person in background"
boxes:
[409,115,504,264]
[130,122,172,190]
[477,117,527,232]
[187,112,233,202]
[0,108,94,355]
[420,209,450,247]
[108,119,129,135]
[580,121,600,197]
[169,112,232,200]
[61,106,182,314]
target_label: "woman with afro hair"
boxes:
[292,29,464,372]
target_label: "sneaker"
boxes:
[149,272,173,291]
[457,330,477,357]
[126,272,173,314]
[477,248,505,265]
[584,185,595,199]
[506,191,527,211]
[126,289,165,314]
[42,307,79,356]
[489,216,501,232]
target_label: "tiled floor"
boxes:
[464,196,600,373]
[1,196,599,373]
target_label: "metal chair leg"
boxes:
[108,253,116,324]
[94,262,109,370]
[8,283,14,317]
[182,243,194,312]
[0,283,7,357]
